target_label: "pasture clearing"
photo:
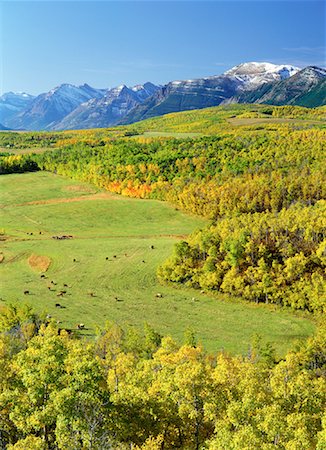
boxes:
[227,117,326,126]
[134,131,202,138]
[0,171,315,355]
[0,146,53,155]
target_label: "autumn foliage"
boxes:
[0,306,325,449]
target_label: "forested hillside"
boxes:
[0,305,325,449]
[1,105,325,313]
[0,104,325,448]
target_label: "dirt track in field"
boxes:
[11,192,121,207]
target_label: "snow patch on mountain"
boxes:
[3,62,324,130]
[224,62,300,89]
[299,66,326,81]
[0,91,35,126]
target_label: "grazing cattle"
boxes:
[63,283,68,287]
[150,245,155,249]
[55,303,61,308]
[113,255,117,258]
[142,260,145,263]
[200,290,205,294]
[57,290,67,297]
[76,323,85,330]
[40,274,46,278]
[51,281,57,285]
[73,258,76,262]
[39,231,42,235]
[105,257,109,260]
[24,290,29,295]
[155,293,163,298]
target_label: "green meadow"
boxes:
[0,171,315,355]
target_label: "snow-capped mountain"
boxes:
[120,62,301,124]
[0,92,35,125]
[121,63,324,125]
[235,66,326,107]
[131,82,160,101]
[224,62,300,89]
[120,75,242,125]
[53,82,160,130]
[5,83,106,130]
[3,62,325,131]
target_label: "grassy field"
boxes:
[136,131,202,138]
[0,172,315,355]
[0,146,53,155]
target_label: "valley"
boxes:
[1,0,325,446]
[1,171,315,355]
[0,103,325,449]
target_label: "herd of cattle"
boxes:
[22,245,162,333]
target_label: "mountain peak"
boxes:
[224,62,300,88]
[52,81,160,130]
[47,83,76,97]
[0,91,34,101]
[225,61,299,75]
[297,66,326,79]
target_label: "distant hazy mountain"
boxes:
[53,82,159,130]
[0,92,35,126]
[5,84,105,130]
[233,66,326,107]
[3,62,325,131]
[0,122,10,130]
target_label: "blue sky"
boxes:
[1,1,325,95]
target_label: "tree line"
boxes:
[0,304,325,450]
[158,201,325,313]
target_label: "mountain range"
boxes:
[1,62,325,131]
[52,82,159,130]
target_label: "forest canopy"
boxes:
[0,305,325,449]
